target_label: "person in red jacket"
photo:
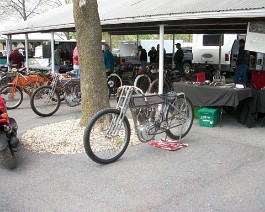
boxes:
[73,46,79,78]
[9,47,24,68]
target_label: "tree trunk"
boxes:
[73,0,110,126]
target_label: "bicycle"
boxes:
[30,74,80,117]
[0,68,52,109]
[83,85,194,164]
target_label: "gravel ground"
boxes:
[21,118,140,154]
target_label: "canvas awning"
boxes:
[1,0,265,35]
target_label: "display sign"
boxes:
[245,22,265,53]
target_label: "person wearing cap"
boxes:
[9,47,24,68]
[174,43,184,72]
[138,45,147,72]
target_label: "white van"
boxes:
[192,34,238,72]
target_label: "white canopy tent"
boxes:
[1,0,265,93]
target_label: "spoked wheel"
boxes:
[30,85,61,117]
[0,85,23,109]
[0,77,15,88]
[166,95,194,140]
[108,74,122,97]
[84,108,131,164]
[148,79,171,94]
[134,74,151,93]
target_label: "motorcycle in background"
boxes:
[0,94,19,169]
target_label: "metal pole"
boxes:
[159,25,164,94]
[172,34,175,69]
[6,35,12,71]
[109,34,112,51]
[136,34,139,46]
[51,32,55,74]
[25,33,29,72]
[218,34,223,70]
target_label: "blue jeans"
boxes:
[141,61,147,72]
[233,64,248,86]
[74,68,80,78]
[54,65,60,74]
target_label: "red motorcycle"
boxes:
[0,94,19,169]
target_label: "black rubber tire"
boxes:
[30,85,61,117]
[0,147,16,169]
[165,95,194,140]
[134,74,151,93]
[183,63,192,75]
[0,76,14,88]
[0,132,16,169]
[108,74,122,97]
[0,85,23,109]
[84,108,131,164]
[148,79,171,94]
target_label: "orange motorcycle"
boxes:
[0,68,52,109]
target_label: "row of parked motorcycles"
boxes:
[0,66,81,169]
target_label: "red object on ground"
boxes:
[148,139,188,151]
[251,71,265,90]
[197,72,206,83]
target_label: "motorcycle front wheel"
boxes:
[84,108,131,164]
[30,85,61,117]
[0,85,23,109]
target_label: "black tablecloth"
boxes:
[256,89,265,113]
[172,82,253,107]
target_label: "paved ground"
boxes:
[1,96,265,211]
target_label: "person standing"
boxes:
[148,46,157,64]
[233,39,249,87]
[174,43,184,72]
[156,44,166,65]
[73,46,79,78]
[54,47,62,74]
[103,44,114,76]
[138,45,147,72]
[9,47,24,68]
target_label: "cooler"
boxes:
[251,71,265,90]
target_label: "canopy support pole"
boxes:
[158,25,164,94]
[218,34,223,70]
[6,35,12,71]
[172,34,176,69]
[109,34,112,50]
[25,33,29,72]
[51,32,55,74]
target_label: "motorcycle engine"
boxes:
[135,108,157,142]
[64,85,81,107]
